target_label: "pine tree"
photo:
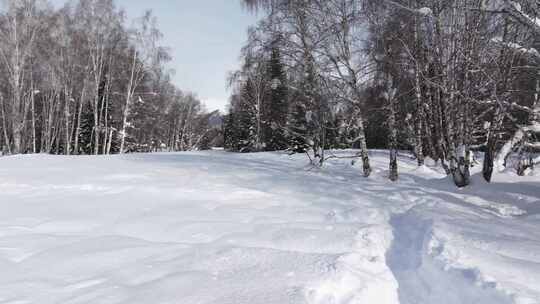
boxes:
[78,101,94,155]
[224,111,239,151]
[264,44,288,151]
[238,78,259,152]
[286,56,317,155]
[287,100,309,153]
[224,84,259,153]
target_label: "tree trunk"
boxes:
[389,105,399,182]
[0,95,11,155]
[64,88,71,155]
[355,112,371,177]
[413,14,425,166]
[119,50,139,154]
[31,90,37,154]
[452,144,470,188]
[483,102,504,182]
[73,81,87,155]
[93,92,100,155]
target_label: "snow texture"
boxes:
[0,150,539,303]
[491,37,540,59]
[417,7,433,16]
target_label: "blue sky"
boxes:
[50,0,258,112]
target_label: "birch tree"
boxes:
[118,11,162,153]
[0,0,45,153]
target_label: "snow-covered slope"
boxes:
[0,151,538,304]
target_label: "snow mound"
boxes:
[417,7,433,16]
[307,218,398,304]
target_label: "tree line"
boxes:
[0,0,220,156]
[225,0,540,187]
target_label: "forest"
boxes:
[0,0,221,156]
[1,0,540,188]
[224,0,540,187]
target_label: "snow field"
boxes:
[0,151,539,303]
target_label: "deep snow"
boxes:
[0,150,539,304]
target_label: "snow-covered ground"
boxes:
[0,150,539,304]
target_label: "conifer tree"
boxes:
[264,44,288,151]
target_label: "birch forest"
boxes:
[2,0,540,188]
[224,0,540,187]
[0,0,220,156]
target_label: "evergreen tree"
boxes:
[287,98,309,153]
[224,89,258,153]
[238,78,259,152]
[285,57,317,154]
[223,111,238,151]
[78,101,95,155]
[263,44,288,151]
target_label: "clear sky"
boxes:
[50,0,258,112]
